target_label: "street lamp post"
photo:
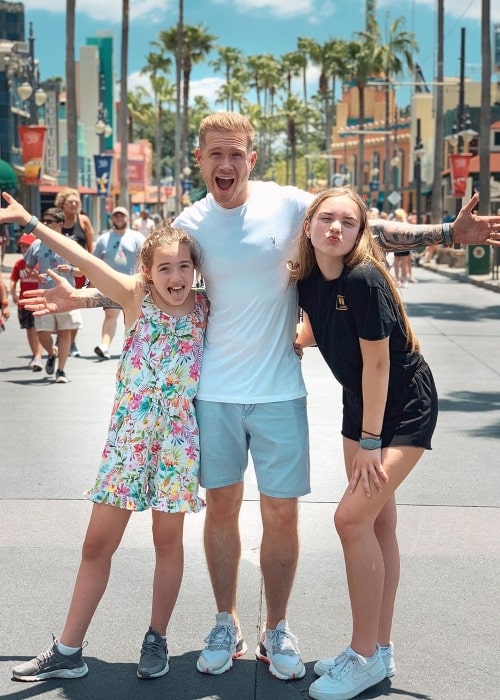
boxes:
[413,118,425,224]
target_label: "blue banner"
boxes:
[94,154,113,197]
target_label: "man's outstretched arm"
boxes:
[370,193,500,251]
[21,270,120,316]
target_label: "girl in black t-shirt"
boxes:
[291,188,438,700]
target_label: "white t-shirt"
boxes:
[175,181,314,403]
[93,228,144,274]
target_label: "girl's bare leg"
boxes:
[60,503,132,647]
[149,511,185,635]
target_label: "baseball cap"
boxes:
[112,206,129,217]
[18,233,36,246]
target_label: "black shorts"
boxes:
[394,251,411,257]
[18,306,35,330]
[342,359,438,449]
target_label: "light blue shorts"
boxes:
[195,398,310,498]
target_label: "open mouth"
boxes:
[215,176,234,191]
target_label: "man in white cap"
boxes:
[92,206,144,359]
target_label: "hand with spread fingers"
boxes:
[453,193,500,246]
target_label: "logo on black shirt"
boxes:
[336,295,348,311]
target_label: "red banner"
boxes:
[18,125,48,184]
[449,153,472,198]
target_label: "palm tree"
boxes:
[345,20,386,194]
[157,24,216,168]
[141,51,174,209]
[246,53,283,178]
[308,38,349,186]
[281,52,307,185]
[65,0,78,187]
[377,18,417,210]
[431,1,444,223]
[479,0,491,216]
[118,0,129,207]
[211,46,244,110]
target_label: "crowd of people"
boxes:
[1,111,500,700]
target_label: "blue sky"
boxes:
[22,0,500,108]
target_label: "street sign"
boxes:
[387,190,401,206]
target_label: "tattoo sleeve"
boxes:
[370,221,445,251]
[78,289,121,310]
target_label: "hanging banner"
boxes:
[449,153,472,198]
[94,154,113,197]
[18,125,47,184]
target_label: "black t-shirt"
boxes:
[62,215,87,249]
[298,264,421,394]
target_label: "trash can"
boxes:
[467,245,491,275]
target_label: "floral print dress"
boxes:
[86,290,208,513]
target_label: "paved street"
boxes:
[1,260,499,700]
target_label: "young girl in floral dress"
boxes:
[1,192,208,683]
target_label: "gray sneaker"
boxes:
[12,637,88,681]
[137,627,169,679]
[197,612,247,675]
[255,619,305,680]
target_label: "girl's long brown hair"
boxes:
[289,187,420,352]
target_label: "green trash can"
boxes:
[467,245,491,275]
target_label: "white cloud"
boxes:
[21,0,172,23]
[128,72,224,108]
[379,0,500,22]
[212,0,335,20]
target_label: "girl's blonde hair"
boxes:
[139,226,202,282]
[289,187,419,352]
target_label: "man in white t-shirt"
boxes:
[92,206,143,359]
[132,209,155,237]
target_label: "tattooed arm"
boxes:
[20,269,121,317]
[370,220,444,251]
[370,193,500,251]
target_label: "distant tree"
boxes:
[65,0,78,187]
[118,0,129,207]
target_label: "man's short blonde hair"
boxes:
[198,111,255,151]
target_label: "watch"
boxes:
[359,437,382,450]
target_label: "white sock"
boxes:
[57,641,81,655]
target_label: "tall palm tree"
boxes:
[65,0,78,187]
[308,38,349,186]
[431,1,444,223]
[297,36,316,171]
[118,0,129,207]
[479,0,491,216]
[211,46,244,110]
[141,51,173,209]
[246,53,283,178]
[377,18,417,210]
[157,24,216,168]
[281,52,307,185]
[345,20,385,194]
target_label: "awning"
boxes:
[38,184,97,195]
[0,159,18,190]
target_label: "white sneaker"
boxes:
[94,345,111,360]
[255,619,306,680]
[309,646,386,700]
[196,612,247,675]
[314,641,395,678]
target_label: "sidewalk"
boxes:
[418,255,500,293]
